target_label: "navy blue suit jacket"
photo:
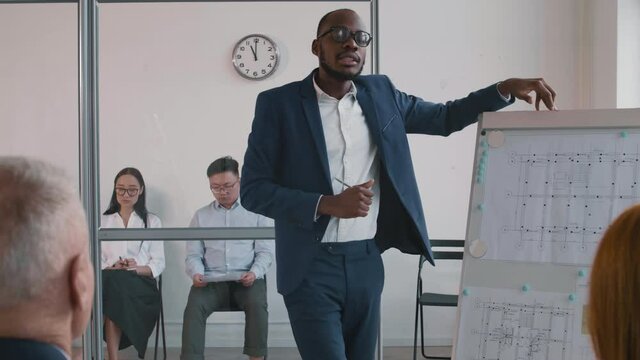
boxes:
[241,70,511,295]
[0,338,69,360]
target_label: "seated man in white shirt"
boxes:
[180,156,274,360]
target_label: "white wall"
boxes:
[1,0,634,350]
[378,0,588,345]
[0,4,78,181]
[585,0,619,108]
[618,0,640,108]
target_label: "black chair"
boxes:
[413,239,465,360]
[154,274,166,360]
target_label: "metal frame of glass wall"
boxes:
[1,0,379,358]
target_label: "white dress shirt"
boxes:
[185,199,274,280]
[313,78,380,243]
[100,212,165,278]
[53,344,71,360]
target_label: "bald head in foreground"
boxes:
[0,157,94,360]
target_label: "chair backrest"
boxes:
[419,239,465,270]
[431,239,464,260]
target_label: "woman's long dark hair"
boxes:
[103,167,149,228]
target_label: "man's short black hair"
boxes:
[207,156,239,177]
[317,8,353,36]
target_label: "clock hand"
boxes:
[250,45,257,61]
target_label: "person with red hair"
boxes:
[589,203,640,360]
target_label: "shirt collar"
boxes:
[121,211,142,221]
[111,210,142,224]
[312,75,357,101]
[213,199,240,210]
[52,344,71,360]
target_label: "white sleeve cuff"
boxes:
[314,195,323,222]
[496,82,511,102]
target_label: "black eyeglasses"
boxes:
[115,187,139,197]
[317,26,373,47]
[210,180,238,194]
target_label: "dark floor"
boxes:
[92,346,452,359]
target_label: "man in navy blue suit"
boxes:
[241,8,557,359]
[0,157,95,360]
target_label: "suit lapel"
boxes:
[300,73,332,186]
[299,73,383,187]
[355,82,382,149]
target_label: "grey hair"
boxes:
[0,157,88,308]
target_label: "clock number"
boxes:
[267,63,272,68]
[253,71,258,76]
[240,46,245,51]
[236,54,242,59]
[268,47,273,51]
[270,55,275,60]
[245,40,250,45]
[245,69,250,74]
[262,69,266,75]
[239,63,244,68]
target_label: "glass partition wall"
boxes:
[0,1,86,357]
[1,0,377,356]
[80,1,377,359]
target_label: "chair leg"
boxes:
[419,303,451,359]
[160,296,166,360]
[154,276,166,360]
[413,290,420,360]
[154,312,160,360]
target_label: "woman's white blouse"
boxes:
[100,212,165,277]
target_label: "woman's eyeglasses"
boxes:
[317,26,373,47]
[115,188,139,197]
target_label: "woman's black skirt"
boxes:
[102,269,160,358]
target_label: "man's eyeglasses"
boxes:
[115,188,139,197]
[210,180,238,194]
[317,26,373,47]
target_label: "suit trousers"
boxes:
[180,278,268,359]
[283,239,384,360]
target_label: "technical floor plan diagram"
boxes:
[455,287,593,360]
[479,131,640,265]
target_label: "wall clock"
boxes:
[232,34,280,80]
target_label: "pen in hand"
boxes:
[118,256,130,267]
[323,178,374,218]
[111,256,122,268]
[334,177,352,188]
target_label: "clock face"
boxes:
[232,34,279,80]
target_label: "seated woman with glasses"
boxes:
[589,203,640,360]
[100,167,165,360]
